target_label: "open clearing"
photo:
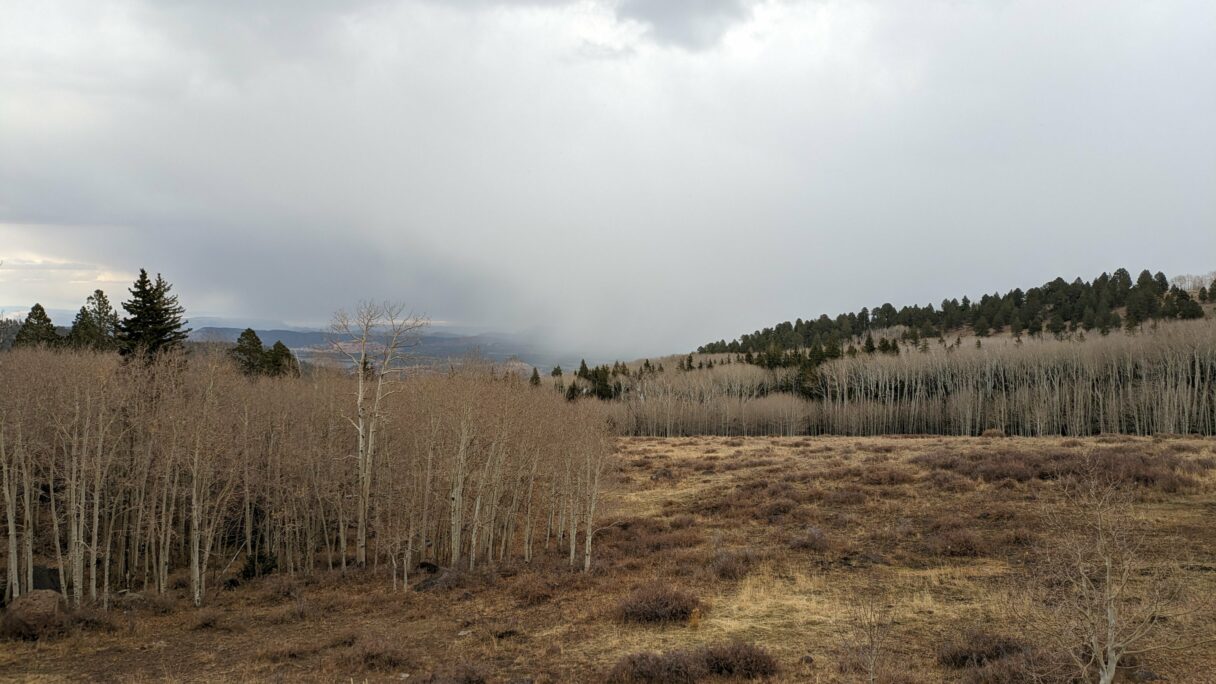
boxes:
[4,435,1215,683]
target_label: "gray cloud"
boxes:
[2,0,1214,359]
[616,0,748,49]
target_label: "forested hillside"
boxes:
[698,268,1214,368]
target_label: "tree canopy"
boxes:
[13,304,59,348]
[117,270,191,358]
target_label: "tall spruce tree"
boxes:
[66,289,120,350]
[13,304,59,348]
[230,328,266,375]
[529,368,541,386]
[118,269,190,358]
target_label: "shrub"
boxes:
[615,584,700,624]
[0,600,67,641]
[980,428,1006,438]
[667,514,696,530]
[335,634,412,672]
[938,629,1026,668]
[240,550,278,580]
[926,470,974,492]
[261,574,299,602]
[606,650,706,684]
[756,497,798,520]
[861,465,916,486]
[700,641,780,678]
[606,642,778,683]
[190,608,223,631]
[709,549,756,581]
[512,574,556,606]
[267,598,315,624]
[926,528,984,557]
[789,526,830,552]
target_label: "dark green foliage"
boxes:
[230,328,266,375]
[118,270,190,358]
[13,304,59,348]
[698,267,1207,368]
[240,551,278,580]
[66,290,120,351]
[529,367,541,386]
[550,365,562,377]
[263,341,299,377]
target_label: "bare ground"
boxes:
[3,434,1216,683]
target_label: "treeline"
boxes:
[0,347,612,609]
[5,270,189,355]
[606,321,1216,437]
[698,268,1213,361]
[2,269,300,378]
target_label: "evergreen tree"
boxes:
[118,270,190,358]
[551,365,563,377]
[13,304,59,348]
[66,289,120,351]
[0,318,19,351]
[577,359,590,379]
[863,333,876,355]
[264,341,300,377]
[529,368,541,386]
[230,328,266,376]
[1200,286,1209,303]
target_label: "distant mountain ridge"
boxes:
[191,326,569,369]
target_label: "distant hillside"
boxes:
[191,327,569,370]
[699,268,1214,368]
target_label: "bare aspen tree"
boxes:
[330,302,428,566]
[839,588,896,684]
[1021,466,1215,684]
[0,345,612,604]
[0,418,19,601]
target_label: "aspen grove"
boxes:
[0,347,612,608]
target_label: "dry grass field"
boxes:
[3,435,1215,683]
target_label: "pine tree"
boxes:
[67,289,119,350]
[231,328,266,375]
[551,365,563,377]
[577,359,590,379]
[1199,286,1209,303]
[264,341,300,377]
[118,270,190,358]
[863,333,876,355]
[529,368,541,386]
[13,304,59,348]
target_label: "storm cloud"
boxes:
[2,0,1214,359]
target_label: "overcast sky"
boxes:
[2,0,1214,358]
